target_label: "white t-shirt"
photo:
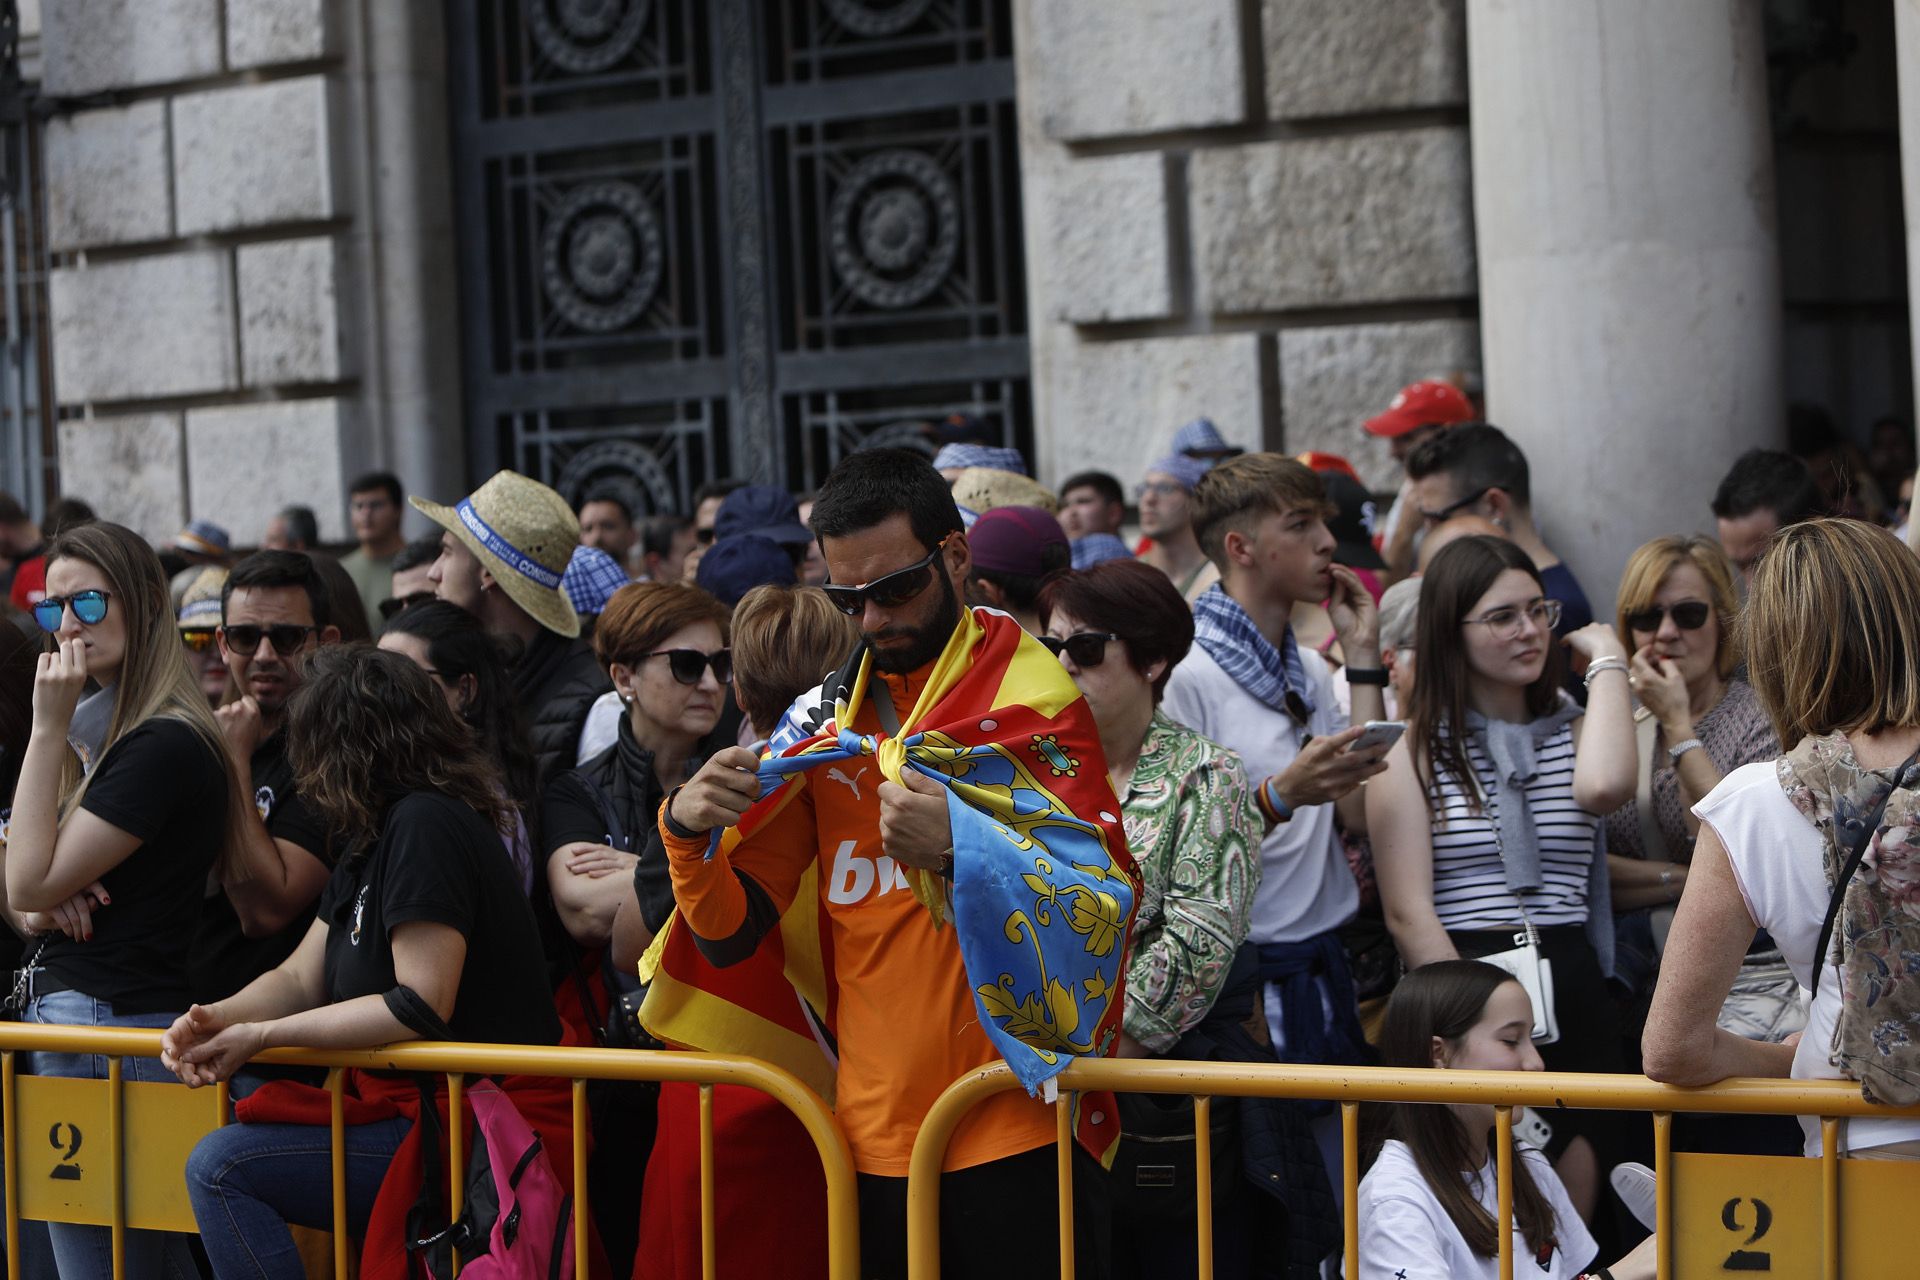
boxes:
[1352,1138,1597,1280]
[1698,762,1920,1155]
[1162,643,1356,945]
[576,688,622,764]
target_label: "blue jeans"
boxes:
[186,1116,411,1280]
[23,988,199,1280]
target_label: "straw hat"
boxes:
[949,467,1058,518]
[411,470,582,638]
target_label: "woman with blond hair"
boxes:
[1605,539,1789,1043]
[1646,519,1920,1158]
[3,520,248,1279]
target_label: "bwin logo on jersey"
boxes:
[825,840,911,904]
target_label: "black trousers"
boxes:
[857,1143,1112,1280]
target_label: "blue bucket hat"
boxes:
[561,545,630,616]
[697,534,796,606]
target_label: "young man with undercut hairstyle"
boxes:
[190,551,342,1017]
[1161,453,1392,1192]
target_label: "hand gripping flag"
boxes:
[710,607,1138,1095]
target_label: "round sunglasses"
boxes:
[33,589,111,633]
[822,535,952,618]
[1039,631,1117,668]
[1625,601,1711,633]
[644,648,733,687]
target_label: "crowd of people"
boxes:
[0,387,1909,1280]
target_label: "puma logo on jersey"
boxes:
[826,766,869,800]
[826,839,911,904]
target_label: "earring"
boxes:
[619,692,633,706]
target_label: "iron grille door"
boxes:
[445,0,1029,518]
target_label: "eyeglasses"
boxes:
[221,624,320,657]
[644,648,732,687]
[1462,598,1561,641]
[378,591,435,621]
[179,628,217,654]
[1039,631,1117,668]
[1625,601,1711,633]
[822,535,952,617]
[695,527,717,546]
[33,589,110,633]
[1417,487,1491,524]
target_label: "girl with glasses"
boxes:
[5,521,250,1280]
[1603,539,1794,1073]
[1366,535,1637,1235]
[1038,561,1283,1278]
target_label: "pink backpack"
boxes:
[410,1081,576,1280]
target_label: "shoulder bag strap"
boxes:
[1633,709,1673,861]
[1811,744,1920,1000]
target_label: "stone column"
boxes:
[1895,0,1920,442]
[1467,0,1783,611]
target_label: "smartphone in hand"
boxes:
[1345,720,1406,755]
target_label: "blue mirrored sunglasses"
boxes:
[33,589,110,633]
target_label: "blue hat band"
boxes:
[456,498,563,591]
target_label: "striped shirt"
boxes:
[1427,720,1596,931]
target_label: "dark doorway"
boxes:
[445,0,1031,517]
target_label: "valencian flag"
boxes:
[642,606,1138,1110]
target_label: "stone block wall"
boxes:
[1015,0,1481,492]
[36,0,464,547]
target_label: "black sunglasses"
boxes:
[645,648,732,687]
[823,535,952,618]
[1417,486,1491,524]
[1625,601,1712,633]
[221,624,319,657]
[33,589,110,633]
[696,527,717,546]
[378,591,436,621]
[1040,631,1117,668]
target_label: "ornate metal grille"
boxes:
[447,0,1028,518]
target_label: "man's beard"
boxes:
[867,572,962,674]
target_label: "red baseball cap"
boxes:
[1364,380,1475,438]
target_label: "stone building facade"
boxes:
[19,0,1918,613]
[1015,0,1480,493]
[33,0,462,545]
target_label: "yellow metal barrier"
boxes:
[905,1058,1920,1280]
[0,1022,859,1280]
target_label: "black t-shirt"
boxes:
[318,791,560,1046]
[41,718,228,1014]
[188,731,334,1004]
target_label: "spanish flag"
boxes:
[644,607,1138,1154]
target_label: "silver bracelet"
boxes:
[1583,656,1629,688]
[1667,737,1704,763]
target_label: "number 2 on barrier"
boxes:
[1671,1152,1920,1277]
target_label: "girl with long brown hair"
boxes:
[1358,961,1654,1279]
[2,520,249,1280]
[1365,535,1636,1225]
[161,645,570,1280]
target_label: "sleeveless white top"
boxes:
[1699,761,1920,1155]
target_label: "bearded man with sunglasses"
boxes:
[661,448,1133,1279]
[192,552,341,1028]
